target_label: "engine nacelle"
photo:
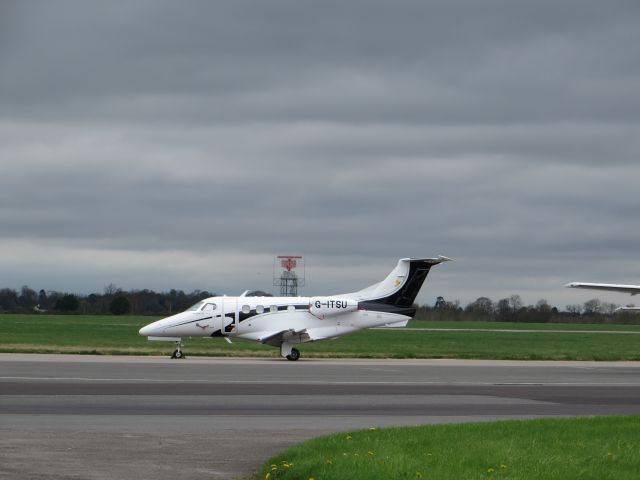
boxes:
[309,296,358,319]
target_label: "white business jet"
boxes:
[565,282,640,311]
[139,256,451,360]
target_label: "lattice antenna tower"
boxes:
[273,255,305,296]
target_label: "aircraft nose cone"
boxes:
[139,324,155,336]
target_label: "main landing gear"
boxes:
[171,340,185,359]
[280,342,301,361]
[287,348,300,361]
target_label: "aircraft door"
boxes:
[221,297,238,335]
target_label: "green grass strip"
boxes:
[254,416,640,480]
[2,315,640,360]
[408,320,640,331]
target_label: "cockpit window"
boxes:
[187,301,205,311]
[202,303,217,312]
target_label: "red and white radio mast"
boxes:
[273,255,305,296]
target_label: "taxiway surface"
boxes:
[2,354,640,479]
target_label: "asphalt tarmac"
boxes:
[2,354,640,479]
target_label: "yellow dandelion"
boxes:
[264,473,271,480]
[369,427,377,431]
[416,472,423,478]
[346,435,352,440]
[500,464,508,469]
[270,464,277,469]
[326,459,333,464]
[488,467,495,474]
[283,463,290,469]
[368,451,375,456]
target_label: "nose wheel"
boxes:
[171,341,185,359]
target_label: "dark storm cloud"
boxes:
[1,0,639,307]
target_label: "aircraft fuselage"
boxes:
[139,256,451,359]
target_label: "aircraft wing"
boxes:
[565,282,640,296]
[259,329,311,347]
[259,327,340,346]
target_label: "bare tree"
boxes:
[583,298,601,315]
[566,304,582,315]
[601,302,619,315]
[465,297,494,317]
[509,294,523,312]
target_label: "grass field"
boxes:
[408,320,640,331]
[253,416,640,480]
[1,314,640,360]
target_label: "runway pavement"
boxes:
[2,354,640,479]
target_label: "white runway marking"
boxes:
[1,376,639,387]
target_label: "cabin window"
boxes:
[287,305,295,312]
[270,305,278,313]
[242,305,251,314]
[256,305,264,314]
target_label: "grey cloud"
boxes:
[3,1,639,125]
[0,1,639,306]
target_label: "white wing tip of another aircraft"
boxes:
[564,282,620,288]
[564,282,640,296]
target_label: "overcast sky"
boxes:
[1,0,639,308]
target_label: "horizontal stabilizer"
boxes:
[412,255,453,264]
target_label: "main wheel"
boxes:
[286,348,300,361]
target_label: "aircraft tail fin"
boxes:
[353,256,451,309]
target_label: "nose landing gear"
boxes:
[171,340,185,359]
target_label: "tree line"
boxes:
[0,286,636,323]
[414,295,639,324]
[0,284,215,316]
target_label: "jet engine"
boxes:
[309,296,358,319]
